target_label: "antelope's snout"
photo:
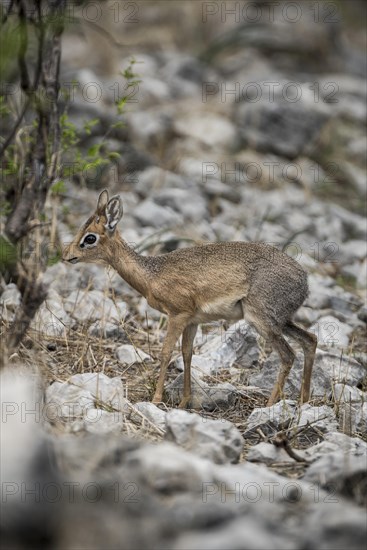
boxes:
[62,243,81,264]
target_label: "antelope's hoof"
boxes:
[266,397,277,407]
[300,393,310,404]
[178,397,191,409]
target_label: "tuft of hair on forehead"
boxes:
[80,213,104,237]
[82,215,95,230]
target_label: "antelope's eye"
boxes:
[84,234,97,245]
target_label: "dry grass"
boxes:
[2,298,366,480]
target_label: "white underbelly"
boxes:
[193,298,244,324]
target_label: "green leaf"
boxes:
[0,235,17,273]
[51,180,66,196]
[0,96,11,117]
[108,152,121,160]
[87,143,102,157]
[84,118,99,135]
[111,121,125,129]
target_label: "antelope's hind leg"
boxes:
[284,322,317,403]
[242,302,296,406]
[267,332,296,406]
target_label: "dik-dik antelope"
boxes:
[63,190,317,408]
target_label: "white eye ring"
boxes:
[79,233,99,249]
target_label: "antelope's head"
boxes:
[63,189,123,265]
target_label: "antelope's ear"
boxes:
[97,189,109,214]
[105,195,123,233]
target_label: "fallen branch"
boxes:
[272,433,308,463]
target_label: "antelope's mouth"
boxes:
[66,257,79,264]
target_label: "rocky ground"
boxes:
[1,2,366,549]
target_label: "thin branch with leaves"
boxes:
[0,0,66,358]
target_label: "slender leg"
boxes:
[152,315,188,404]
[241,304,296,407]
[267,335,295,406]
[284,322,317,403]
[179,324,198,409]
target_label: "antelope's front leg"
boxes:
[178,323,198,409]
[152,315,188,404]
